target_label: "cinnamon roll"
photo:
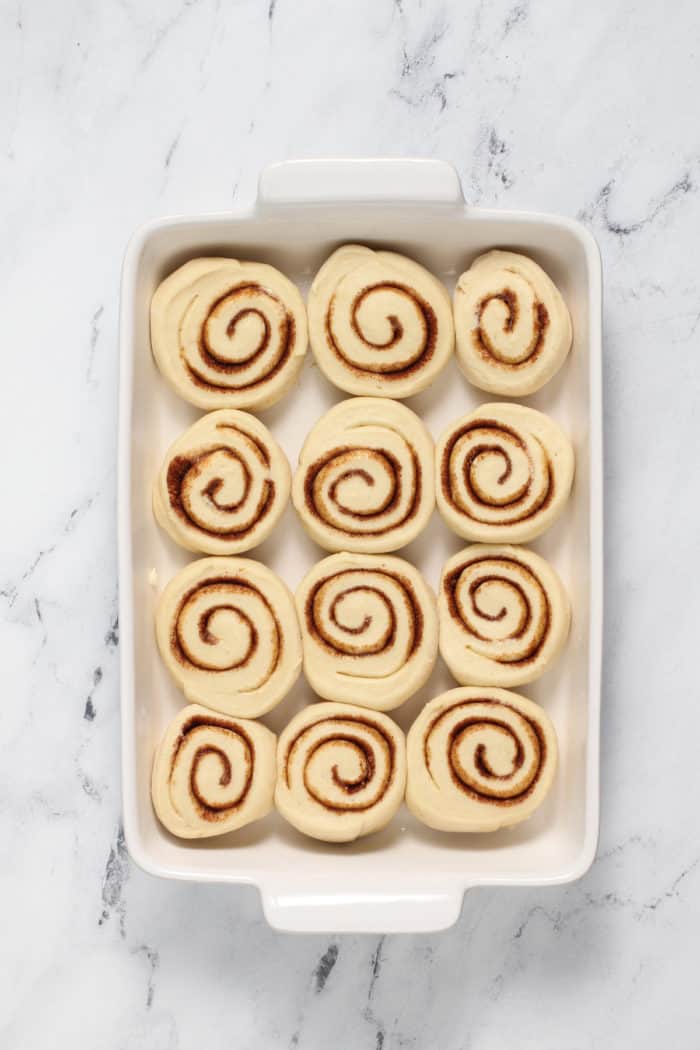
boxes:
[151,705,276,839]
[275,702,406,842]
[436,403,574,543]
[439,545,570,687]
[150,258,307,410]
[297,553,438,711]
[406,687,558,832]
[308,245,454,397]
[293,397,434,553]
[454,250,572,396]
[153,410,290,555]
[155,557,302,717]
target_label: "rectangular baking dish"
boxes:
[119,158,602,933]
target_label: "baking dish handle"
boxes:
[259,883,464,934]
[257,158,464,207]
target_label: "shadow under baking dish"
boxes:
[119,197,602,931]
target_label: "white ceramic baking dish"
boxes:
[118,159,603,933]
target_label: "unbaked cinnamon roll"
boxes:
[406,687,558,832]
[293,397,434,553]
[308,245,454,397]
[297,553,438,710]
[151,704,276,839]
[275,702,406,842]
[155,557,302,717]
[436,403,574,543]
[439,545,570,687]
[153,410,290,555]
[150,258,307,410]
[454,250,572,396]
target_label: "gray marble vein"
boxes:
[1,0,699,1046]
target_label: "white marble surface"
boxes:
[2,0,698,1045]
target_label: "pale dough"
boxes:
[436,402,574,543]
[308,245,454,398]
[454,250,572,396]
[150,258,307,410]
[439,545,571,687]
[297,552,438,711]
[293,397,435,553]
[155,557,302,717]
[275,702,406,842]
[406,686,558,832]
[153,409,290,556]
[151,704,276,839]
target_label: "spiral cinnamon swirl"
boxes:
[275,702,406,842]
[454,250,572,396]
[297,553,438,711]
[153,410,290,555]
[406,687,558,832]
[293,397,434,553]
[151,705,276,839]
[150,258,307,410]
[308,245,454,397]
[155,557,302,717]
[439,546,570,687]
[436,403,574,543]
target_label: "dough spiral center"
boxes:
[445,555,550,664]
[172,578,280,686]
[474,278,549,368]
[170,718,254,819]
[443,419,552,526]
[305,444,419,536]
[284,715,396,813]
[186,282,293,392]
[426,701,545,804]
[328,280,437,377]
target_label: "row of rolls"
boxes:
[152,546,568,841]
[150,246,572,407]
[154,398,574,555]
[154,691,558,843]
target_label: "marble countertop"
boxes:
[3,0,697,1046]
